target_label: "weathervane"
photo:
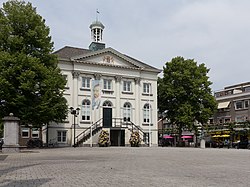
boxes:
[96,9,100,21]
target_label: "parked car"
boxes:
[233,140,250,149]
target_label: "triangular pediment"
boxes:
[71,47,145,70]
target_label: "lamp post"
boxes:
[70,107,80,147]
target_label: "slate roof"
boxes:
[54,46,161,73]
[53,46,91,59]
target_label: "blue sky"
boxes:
[1,0,250,91]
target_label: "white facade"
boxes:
[44,21,161,147]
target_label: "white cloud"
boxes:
[1,0,250,91]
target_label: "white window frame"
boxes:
[82,99,91,121]
[82,77,91,89]
[235,100,249,110]
[103,100,112,107]
[123,102,132,121]
[143,83,151,94]
[244,100,249,108]
[57,131,67,143]
[103,79,112,91]
[235,116,246,123]
[235,101,243,110]
[21,128,30,138]
[123,81,132,92]
[143,103,150,123]
[32,128,39,138]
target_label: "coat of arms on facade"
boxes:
[103,55,114,64]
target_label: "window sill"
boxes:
[102,90,114,94]
[80,88,91,91]
[235,108,248,111]
[142,93,153,96]
[80,121,92,124]
[122,91,133,95]
[142,123,153,126]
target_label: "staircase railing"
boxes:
[75,118,103,146]
[128,121,149,145]
[75,118,149,146]
[112,118,149,145]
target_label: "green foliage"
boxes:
[98,130,110,147]
[129,131,141,147]
[0,0,68,127]
[158,56,217,138]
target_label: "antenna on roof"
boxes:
[96,9,100,21]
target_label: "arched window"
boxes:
[82,99,91,121]
[123,102,132,121]
[143,103,151,123]
[103,100,112,107]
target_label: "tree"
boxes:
[158,56,217,145]
[0,0,68,127]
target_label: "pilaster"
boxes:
[115,76,122,117]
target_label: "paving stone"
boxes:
[0,147,249,187]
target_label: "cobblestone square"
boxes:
[0,147,249,187]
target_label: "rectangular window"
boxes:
[57,131,67,143]
[21,128,30,138]
[32,128,39,138]
[103,79,112,90]
[143,83,151,94]
[123,81,132,92]
[235,101,243,109]
[244,87,250,92]
[235,100,249,109]
[224,118,231,123]
[244,100,249,108]
[235,116,245,122]
[82,77,91,88]
[209,119,214,124]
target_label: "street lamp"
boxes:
[69,107,80,147]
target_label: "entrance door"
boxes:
[110,130,125,146]
[103,108,112,128]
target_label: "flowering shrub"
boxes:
[129,131,141,147]
[98,130,110,147]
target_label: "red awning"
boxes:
[163,135,174,139]
[181,135,193,139]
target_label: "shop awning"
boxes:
[163,135,174,139]
[218,101,230,109]
[221,134,230,137]
[212,134,230,138]
[181,135,193,139]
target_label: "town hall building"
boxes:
[43,19,161,147]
